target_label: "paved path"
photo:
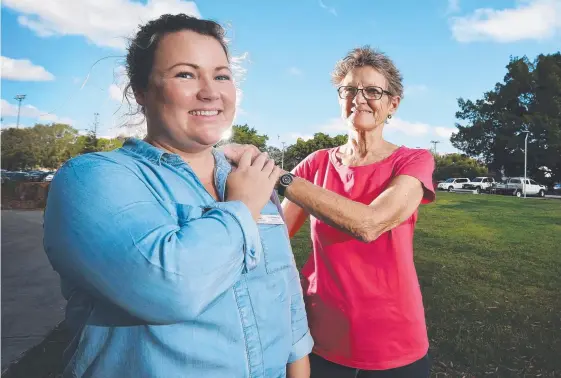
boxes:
[1,210,65,370]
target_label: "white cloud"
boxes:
[450,0,561,43]
[319,117,348,133]
[1,99,74,125]
[288,67,303,76]
[109,84,124,103]
[386,117,430,136]
[3,0,201,50]
[434,126,456,138]
[1,56,55,81]
[289,133,314,142]
[403,84,428,96]
[319,0,337,16]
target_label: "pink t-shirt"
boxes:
[292,146,435,370]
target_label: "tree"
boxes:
[451,53,561,184]
[228,124,269,151]
[283,133,347,171]
[1,128,39,170]
[433,153,489,181]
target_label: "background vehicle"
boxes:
[493,177,547,197]
[437,178,471,192]
[462,177,496,193]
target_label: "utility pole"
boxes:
[14,94,26,129]
[522,130,530,198]
[93,112,99,135]
[430,140,440,155]
[281,141,286,170]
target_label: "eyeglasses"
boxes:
[337,86,392,100]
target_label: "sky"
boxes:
[1,0,560,153]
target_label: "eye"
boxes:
[175,71,194,79]
[365,87,383,97]
[215,74,232,81]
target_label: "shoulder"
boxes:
[393,147,434,166]
[54,150,139,185]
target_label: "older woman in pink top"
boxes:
[226,46,435,377]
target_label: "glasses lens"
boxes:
[364,87,383,99]
[339,87,357,99]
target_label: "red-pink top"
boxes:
[292,146,435,370]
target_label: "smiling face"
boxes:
[338,66,400,132]
[135,30,236,151]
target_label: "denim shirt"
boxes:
[43,138,313,378]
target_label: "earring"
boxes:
[387,114,392,119]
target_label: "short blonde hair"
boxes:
[331,46,404,98]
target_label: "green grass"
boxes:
[4,193,560,377]
[290,193,561,377]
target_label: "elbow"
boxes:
[355,218,394,243]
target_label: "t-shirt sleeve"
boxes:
[291,150,326,182]
[394,149,435,204]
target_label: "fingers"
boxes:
[251,152,269,170]
[262,158,276,176]
[237,149,253,169]
[269,165,282,180]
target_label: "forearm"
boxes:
[283,176,379,242]
[287,356,310,378]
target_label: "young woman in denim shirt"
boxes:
[43,14,312,378]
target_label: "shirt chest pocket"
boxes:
[258,202,294,274]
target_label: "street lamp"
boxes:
[14,94,26,129]
[522,130,530,198]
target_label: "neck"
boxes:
[344,126,387,158]
[144,135,214,169]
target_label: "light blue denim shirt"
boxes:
[43,138,313,378]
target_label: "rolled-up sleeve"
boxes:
[43,155,261,324]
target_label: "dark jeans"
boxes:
[309,353,431,378]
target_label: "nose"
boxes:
[352,88,367,105]
[197,77,220,101]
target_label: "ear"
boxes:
[388,95,401,116]
[134,89,146,108]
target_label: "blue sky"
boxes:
[1,0,560,153]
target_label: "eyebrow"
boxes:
[168,62,231,72]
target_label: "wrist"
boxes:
[276,171,294,197]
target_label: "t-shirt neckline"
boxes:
[329,145,406,171]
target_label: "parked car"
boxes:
[493,177,547,197]
[437,178,471,192]
[462,177,496,193]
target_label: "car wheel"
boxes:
[475,187,481,194]
[515,190,522,198]
[448,186,454,192]
[539,190,545,197]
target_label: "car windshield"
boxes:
[444,178,455,183]
[471,178,483,182]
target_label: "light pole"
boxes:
[522,130,529,198]
[281,141,286,170]
[14,94,26,129]
[430,140,440,155]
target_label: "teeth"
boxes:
[189,110,219,116]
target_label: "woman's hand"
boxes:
[221,143,261,166]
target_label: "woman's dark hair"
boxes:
[125,14,229,97]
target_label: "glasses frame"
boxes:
[337,85,393,100]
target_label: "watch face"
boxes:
[280,174,293,186]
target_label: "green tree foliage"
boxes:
[434,153,489,181]
[283,132,347,171]
[1,123,124,170]
[451,53,561,184]
[228,124,269,150]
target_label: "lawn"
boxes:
[4,193,560,378]
[290,192,561,377]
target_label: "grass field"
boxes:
[291,192,561,377]
[4,193,560,378]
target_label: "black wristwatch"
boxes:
[277,172,295,196]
